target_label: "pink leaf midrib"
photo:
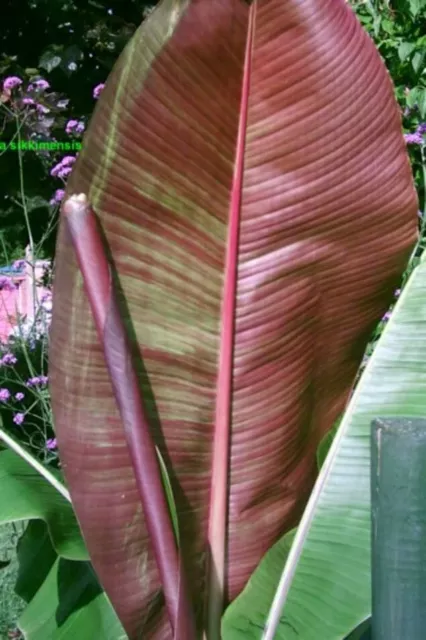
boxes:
[205,3,256,637]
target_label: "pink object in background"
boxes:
[0,246,50,343]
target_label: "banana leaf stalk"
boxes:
[62,193,196,640]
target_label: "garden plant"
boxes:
[0,0,425,639]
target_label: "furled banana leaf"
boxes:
[49,0,418,637]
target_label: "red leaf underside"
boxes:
[49,0,418,638]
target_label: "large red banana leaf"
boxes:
[49,0,418,637]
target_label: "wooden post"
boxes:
[371,418,426,640]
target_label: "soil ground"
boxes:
[0,523,26,639]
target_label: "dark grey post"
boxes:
[371,418,426,640]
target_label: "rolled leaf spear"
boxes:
[49,0,418,638]
[61,193,197,640]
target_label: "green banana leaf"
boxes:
[222,252,426,638]
[0,436,125,637]
[0,446,86,561]
[15,520,58,603]
[18,558,126,640]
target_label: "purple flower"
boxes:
[13,259,25,270]
[50,155,76,177]
[0,388,10,402]
[56,99,69,109]
[65,119,79,134]
[416,123,426,135]
[0,276,16,291]
[22,97,35,105]
[382,311,392,322]
[13,413,24,425]
[26,375,48,387]
[93,83,105,99]
[36,104,50,114]
[1,353,17,365]
[61,155,77,166]
[32,79,50,90]
[65,119,84,135]
[57,166,73,179]
[395,289,401,297]
[404,133,424,145]
[15,392,24,401]
[46,438,57,450]
[49,188,65,205]
[3,76,23,91]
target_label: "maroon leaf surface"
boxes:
[49,0,418,637]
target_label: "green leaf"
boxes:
[254,252,426,638]
[156,445,180,547]
[15,521,57,603]
[25,196,50,213]
[406,85,426,116]
[0,448,87,561]
[0,437,124,637]
[408,0,426,17]
[18,559,127,640]
[221,530,297,639]
[411,51,425,75]
[398,41,416,62]
[38,51,62,73]
[416,87,426,118]
[316,417,341,470]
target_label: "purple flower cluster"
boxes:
[50,155,77,179]
[65,119,85,135]
[26,375,49,387]
[0,388,25,403]
[0,388,10,402]
[49,188,65,205]
[404,123,426,145]
[2,75,52,116]
[0,353,17,366]
[3,76,23,91]
[0,385,26,425]
[46,437,57,450]
[93,83,105,99]
[29,79,50,91]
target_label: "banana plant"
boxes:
[48,0,418,638]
